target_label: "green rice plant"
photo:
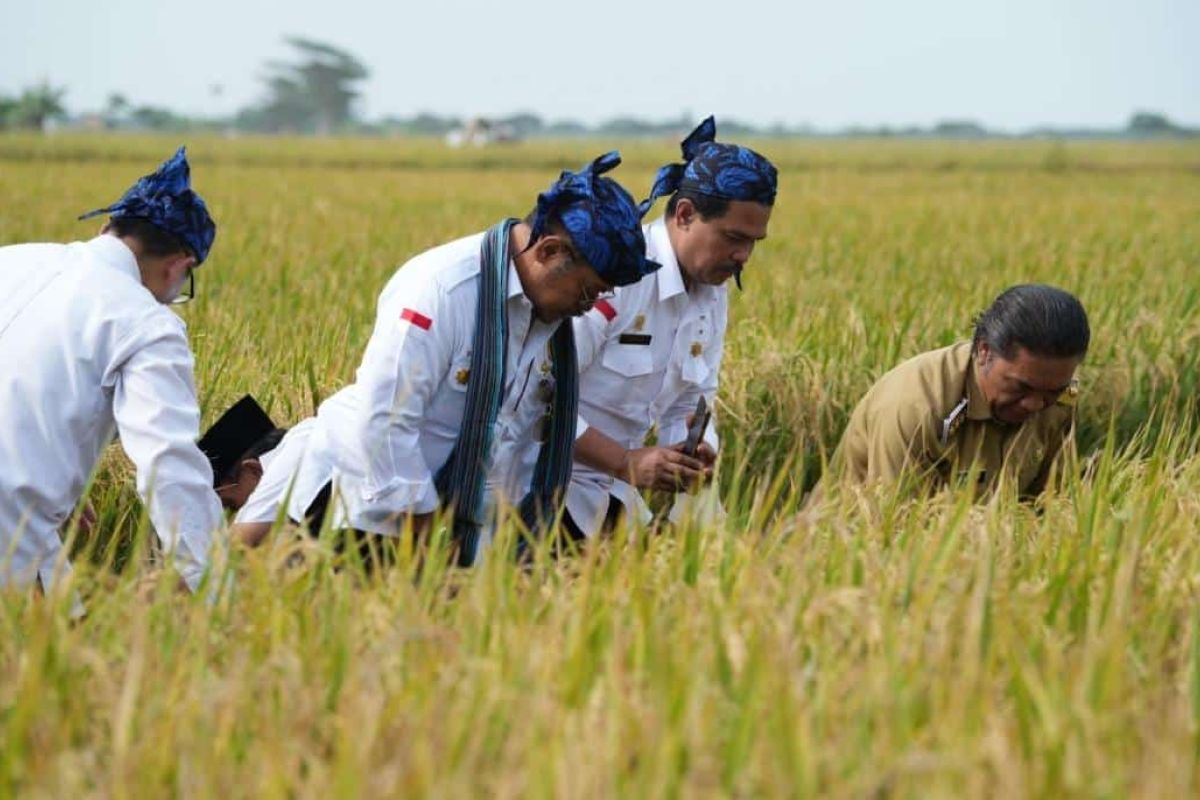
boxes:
[1,134,1198,798]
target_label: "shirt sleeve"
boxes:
[234,420,315,525]
[572,292,627,440]
[861,401,938,486]
[350,274,454,523]
[110,316,222,591]
[573,293,622,374]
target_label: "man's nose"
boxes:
[732,242,755,264]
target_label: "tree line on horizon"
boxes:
[4,38,1197,140]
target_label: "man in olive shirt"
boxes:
[824,284,1089,498]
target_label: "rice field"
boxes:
[1,133,1199,798]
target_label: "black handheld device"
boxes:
[683,395,711,457]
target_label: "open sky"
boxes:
[2,0,1197,130]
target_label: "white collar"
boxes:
[85,235,142,284]
[647,218,687,302]
[506,259,526,302]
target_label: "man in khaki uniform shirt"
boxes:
[825,284,1089,498]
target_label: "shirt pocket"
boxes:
[601,343,654,378]
[679,328,714,385]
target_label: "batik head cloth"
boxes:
[80,146,217,264]
[529,151,660,287]
[641,115,778,213]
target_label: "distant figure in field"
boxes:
[566,116,777,538]
[231,152,659,564]
[817,284,1089,500]
[0,147,223,593]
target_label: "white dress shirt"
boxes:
[567,218,727,536]
[295,230,560,537]
[0,236,220,590]
[233,417,320,525]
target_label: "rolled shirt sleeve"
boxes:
[110,317,223,591]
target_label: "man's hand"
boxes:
[692,442,717,469]
[409,512,434,539]
[77,502,98,537]
[619,445,709,492]
[231,521,273,548]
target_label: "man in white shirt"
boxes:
[0,146,223,593]
[566,118,778,538]
[195,394,290,542]
[232,152,659,566]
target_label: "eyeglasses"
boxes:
[170,267,195,306]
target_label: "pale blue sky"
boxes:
[2,0,1197,130]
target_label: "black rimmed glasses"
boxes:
[170,267,195,305]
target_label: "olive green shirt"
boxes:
[827,342,1075,497]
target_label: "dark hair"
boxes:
[972,284,1090,359]
[220,427,288,483]
[666,189,730,220]
[103,217,193,259]
[520,211,580,258]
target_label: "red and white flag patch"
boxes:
[400,308,432,330]
[593,299,617,322]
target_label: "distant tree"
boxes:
[596,116,659,136]
[103,93,130,128]
[932,119,987,138]
[1127,111,1174,135]
[497,112,544,138]
[10,81,67,132]
[0,94,16,129]
[244,37,369,134]
[720,118,759,137]
[544,118,588,136]
[130,105,188,131]
[405,112,461,135]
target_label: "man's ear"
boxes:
[976,341,994,372]
[173,251,197,274]
[237,458,264,483]
[534,235,569,264]
[672,197,697,229]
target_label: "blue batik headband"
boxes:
[640,115,778,214]
[529,151,660,287]
[80,146,217,264]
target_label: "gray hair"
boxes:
[972,284,1090,359]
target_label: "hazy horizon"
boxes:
[3,0,1197,131]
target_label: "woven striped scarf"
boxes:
[434,219,578,566]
